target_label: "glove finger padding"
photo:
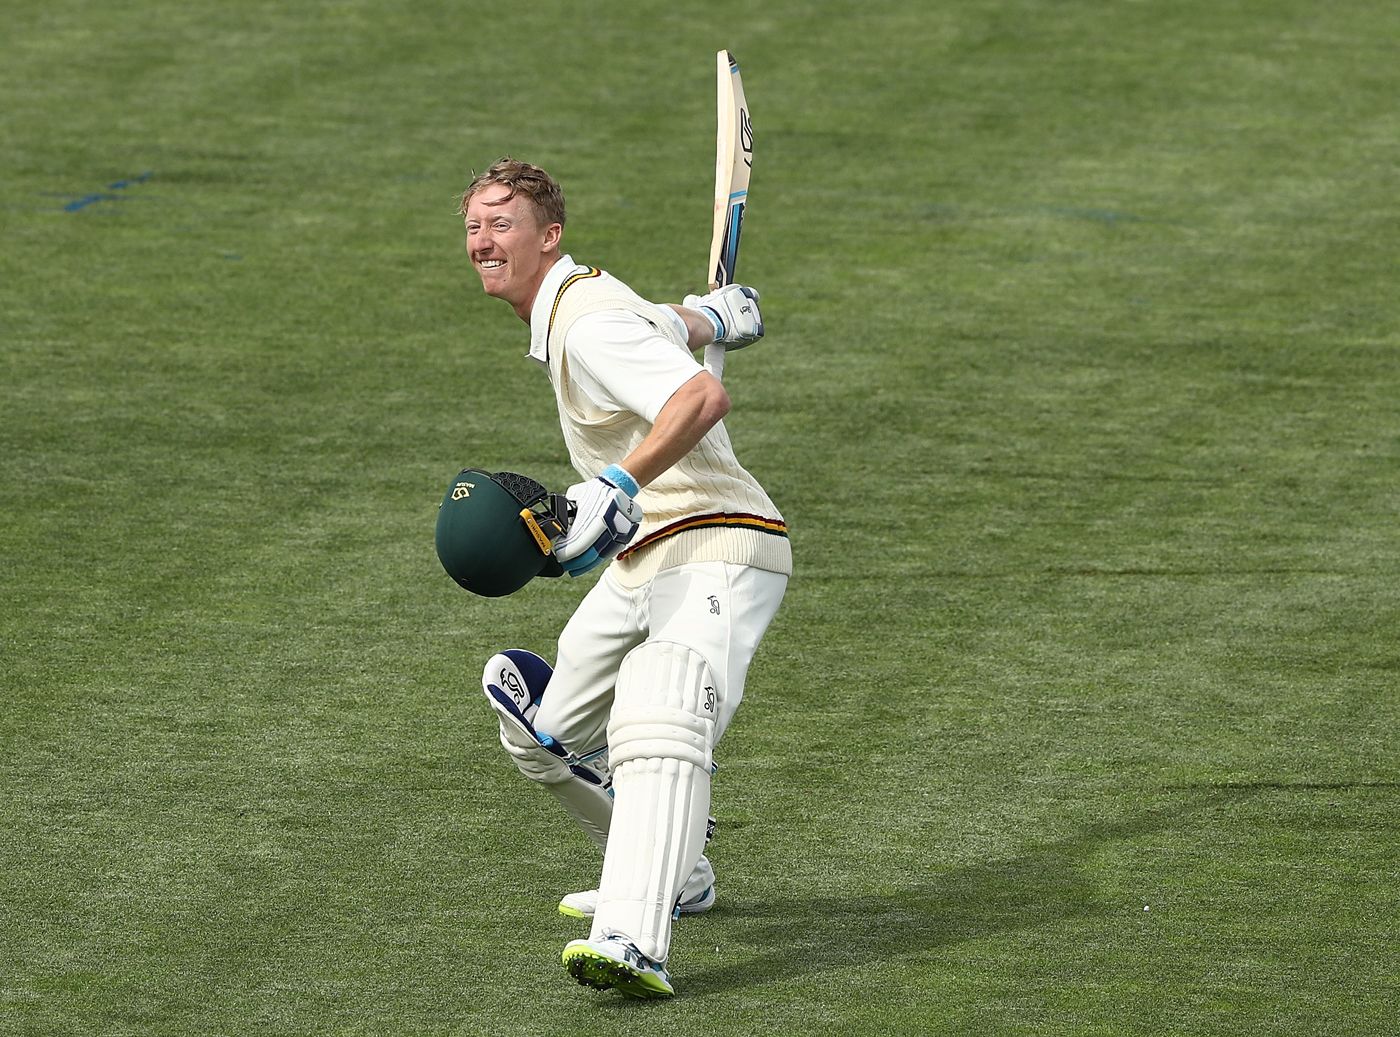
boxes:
[552,475,643,576]
[684,284,763,350]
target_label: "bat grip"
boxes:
[702,277,727,379]
[703,342,726,380]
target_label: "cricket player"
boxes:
[459,157,790,998]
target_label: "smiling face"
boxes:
[463,182,563,321]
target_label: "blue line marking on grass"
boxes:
[65,194,117,212]
[109,171,153,189]
[1041,205,1145,225]
[63,171,154,211]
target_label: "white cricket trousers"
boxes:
[533,561,788,767]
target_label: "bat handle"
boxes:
[702,278,727,380]
[703,342,726,380]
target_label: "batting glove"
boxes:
[683,285,763,350]
[552,464,643,577]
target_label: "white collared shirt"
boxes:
[527,255,590,364]
[526,255,701,424]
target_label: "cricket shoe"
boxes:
[562,935,674,999]
[558,883,716,921]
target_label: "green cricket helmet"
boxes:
[435,469,569,597]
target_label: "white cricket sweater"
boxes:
[540,265,791,588]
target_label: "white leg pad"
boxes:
[503,736,613,850]
[590,641,717,962]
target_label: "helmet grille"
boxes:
[491,471,549,507]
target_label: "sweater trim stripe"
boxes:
[619,512,788,559]
[545,267,603,357]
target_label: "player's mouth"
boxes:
[478,259,505,270]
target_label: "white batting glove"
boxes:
[683,285,763,350]
[552,464,643,577]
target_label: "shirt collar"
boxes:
[527,254,586,364]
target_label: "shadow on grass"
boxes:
[681,820,1122,996]
[680,780,1395,996]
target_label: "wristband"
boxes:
[600,463,640,498]
[698,306,726,340]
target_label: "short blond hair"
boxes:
[459,157,566,228]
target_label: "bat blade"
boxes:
[704,49,753,379]
[708,49,753,292]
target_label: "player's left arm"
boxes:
[665,284,763,352]
[550,315,729,575]
[620,371,730,488]
[665,305,718,349]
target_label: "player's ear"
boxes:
[542,221,562,251]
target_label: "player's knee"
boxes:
[481,648,553,718]
[608,641,718,770]
[481,647,571,783]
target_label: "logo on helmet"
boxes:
[436,468,563,597]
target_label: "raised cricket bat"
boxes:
[703,49,753,380]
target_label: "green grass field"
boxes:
[4,1,1397,1033]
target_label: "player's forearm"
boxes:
[668,287,763,351]
[621,372,730,487]
[664,304,717,350]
